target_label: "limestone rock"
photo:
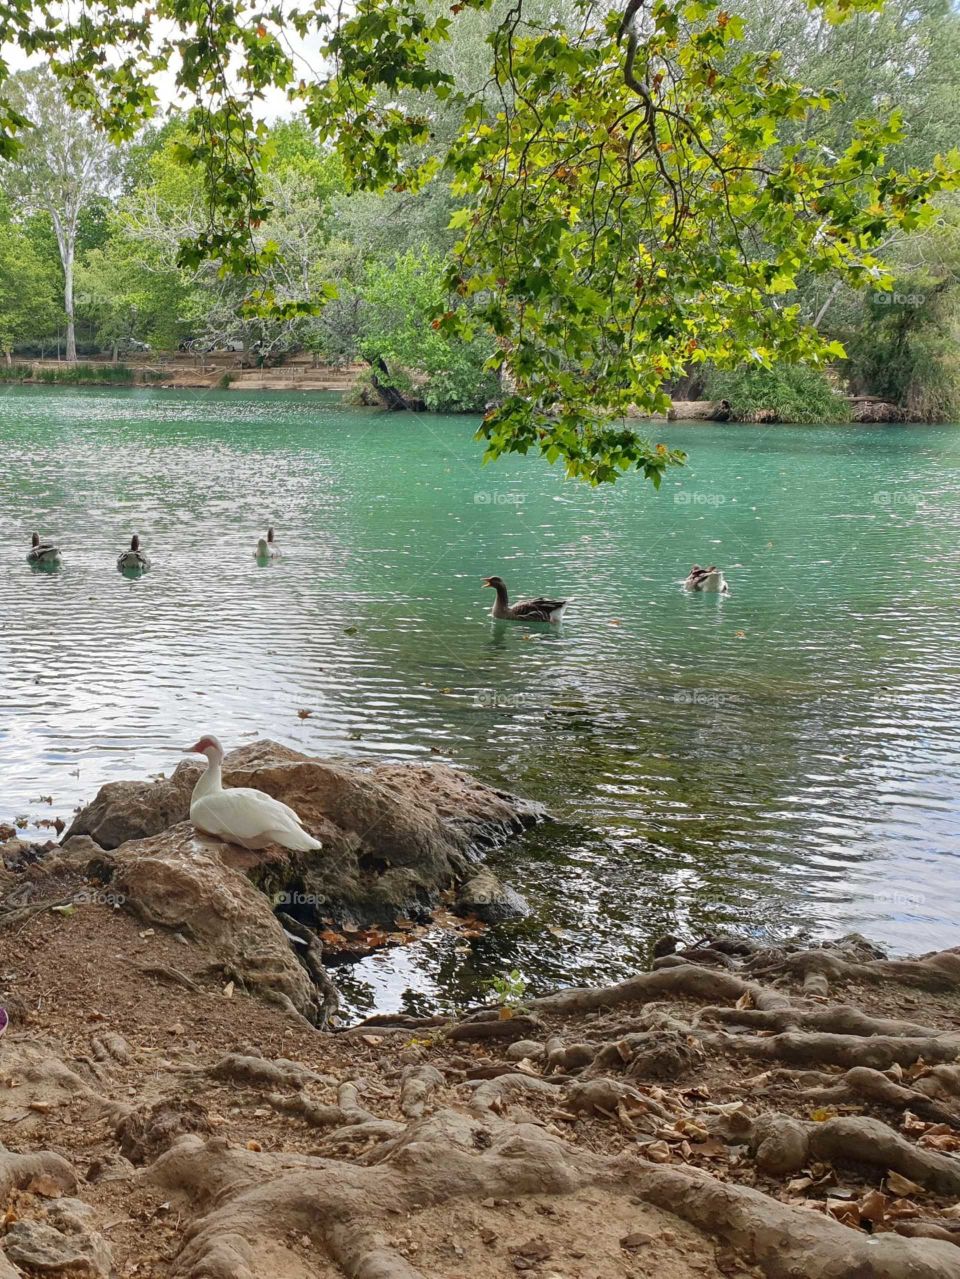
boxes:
[105,824,318,1019]
[2,1206,113,1277]
[66,741,540,929]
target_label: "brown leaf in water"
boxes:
[297,709,313,719]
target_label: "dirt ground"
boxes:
[2,885,960,1277]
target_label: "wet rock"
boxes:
[456,869,529,924]
[66,741,540,929]
[2,1202,113,1277]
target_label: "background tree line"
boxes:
[1,0,958,422]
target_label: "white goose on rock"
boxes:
[186,734,322,852]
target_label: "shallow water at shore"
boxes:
[2,386,958,1014]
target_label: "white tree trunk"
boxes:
[63,243,76,362]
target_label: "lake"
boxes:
[1,385,958,1015]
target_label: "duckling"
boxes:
[117,534,151,573]
[27,531,61,566]
[684,564,728,593]
[483,575,567,622]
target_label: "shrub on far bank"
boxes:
[704,364,850,424]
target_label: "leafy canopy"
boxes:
[1,0,957,481]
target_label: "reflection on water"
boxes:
[1,386,958,1014]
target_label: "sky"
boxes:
[1,9,327,125]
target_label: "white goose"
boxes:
[186,735,322,852]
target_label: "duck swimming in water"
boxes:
[483,575,568,622]
[117,534,151,573]
[255,527,279,559]
[27,531,61,567]
[683,564,729,593]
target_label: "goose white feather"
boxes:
[187,734,322,852]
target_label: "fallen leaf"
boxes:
[735,991,754,1010]
[826,1199,860,1227]
[809,1107,836,1122]
[640,1140,672,1163]
[223,981,235,999]
[858,1189,888,1223]
[886,1171,926,1197]
[297,709,313,719]
[787,1176,814,1196]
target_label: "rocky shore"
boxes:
[2,746,960,1277]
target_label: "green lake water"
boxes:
[1,385,958,1015]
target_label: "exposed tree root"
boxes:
[0,1148,77,1197]
[7,910,960,1279]
[799,1064,960,1127]
[206,1053,334,1091]
[746,1112,960,1192]
[629,1161,960,1278]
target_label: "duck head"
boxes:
[256,537,269,556]
[267,526,275,543]
[482,576,506,590]
[130,534,140,551]
[186,734,225,764]
[31,532,40,548]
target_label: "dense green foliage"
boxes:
[705,364,851,424]
[0,0,957,477]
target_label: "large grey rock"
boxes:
[66,741,541,930]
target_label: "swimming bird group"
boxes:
[27,528,727,613]
[26,528,279,574]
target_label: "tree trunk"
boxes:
[368,356,425,412]
[63,244,76,362]
[112,340,119,364]
[667,399,731,421]
[4,350,11,367]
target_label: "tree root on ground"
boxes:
[746,1112,960,1192]
[797,1064,960,1127]
[0,1149,77,1197]
[8,926,960,1278]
